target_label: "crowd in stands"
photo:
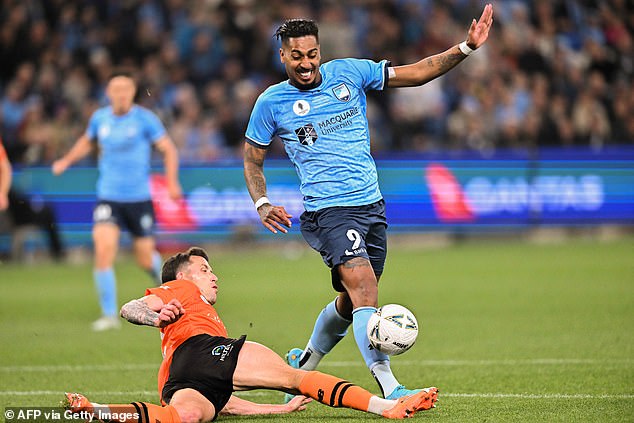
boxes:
[1,0,632,165]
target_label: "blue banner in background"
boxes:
[7,148,634,247]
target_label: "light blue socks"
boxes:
[309,299,351,354]
[352,306,390,367]
[353,306,399,396]
[149,250,163,284]
[94,268,117,317]
[299,299,352,370]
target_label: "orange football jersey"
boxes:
[146,279,228,401]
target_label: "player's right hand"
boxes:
[258,204,293,234]
[51,159,69,175]
[157,299,185,328]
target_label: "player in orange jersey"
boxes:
[64,247,438,422]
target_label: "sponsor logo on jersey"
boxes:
[294,123,318,146]
[317,107,360,135]
[332,83,351,101]
[293,100,310,116]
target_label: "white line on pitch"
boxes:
[1,358,631,372]
[1,391,632,400]
[321,358,634,367]
[0,364,157,372]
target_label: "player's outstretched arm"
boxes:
[154,135,183,200]
[120,296,185,328]
[220,394,311,416]
[388,3,493,88]
[243,142,292,234]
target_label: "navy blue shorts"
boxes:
[93,200,156,238]
[300,200,388,292]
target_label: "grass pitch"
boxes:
[0,235,632,422]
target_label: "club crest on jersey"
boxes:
[293,100,310,116]
[294,123,318,146]
[332,83,351,101]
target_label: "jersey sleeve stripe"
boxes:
[245,135,270,149]
[382,60,392,90]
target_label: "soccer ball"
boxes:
[367,304,419,356]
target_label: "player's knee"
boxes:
[345,279,378,297]
[174,405,205,423]
[346,287,378,308]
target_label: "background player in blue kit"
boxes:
[244,5,493,400]
[52,72,182,331]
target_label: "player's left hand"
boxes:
[465,3,494,49]
[284,395,312,412]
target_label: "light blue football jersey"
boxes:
[245,58,389,211]
[86,105,166,201]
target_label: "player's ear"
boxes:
[279,47,285,63]
[175,271,185,280]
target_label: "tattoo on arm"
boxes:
[120,299,159,327]
[435,52,465,71]
[244,145,268,199]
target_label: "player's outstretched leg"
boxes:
[63,393,181,423]
[297,371,439,419]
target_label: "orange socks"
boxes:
[298,370,372,412]
[95,403,181,423]
[130,403,181,423]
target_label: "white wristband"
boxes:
[254,196,271,210]
[458,41,474,56]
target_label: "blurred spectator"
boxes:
[0,0,632,165]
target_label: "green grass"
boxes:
[1,235,633,422]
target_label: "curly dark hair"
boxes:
[274,19,319,44]
[161,247,209,283]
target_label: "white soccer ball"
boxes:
[367,304,419,356]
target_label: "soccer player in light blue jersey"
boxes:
[244,5,493,401]
[53,72,182,332]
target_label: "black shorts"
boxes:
[162,334,246,420]
[300,199,388,291]
[93,200,155,238]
